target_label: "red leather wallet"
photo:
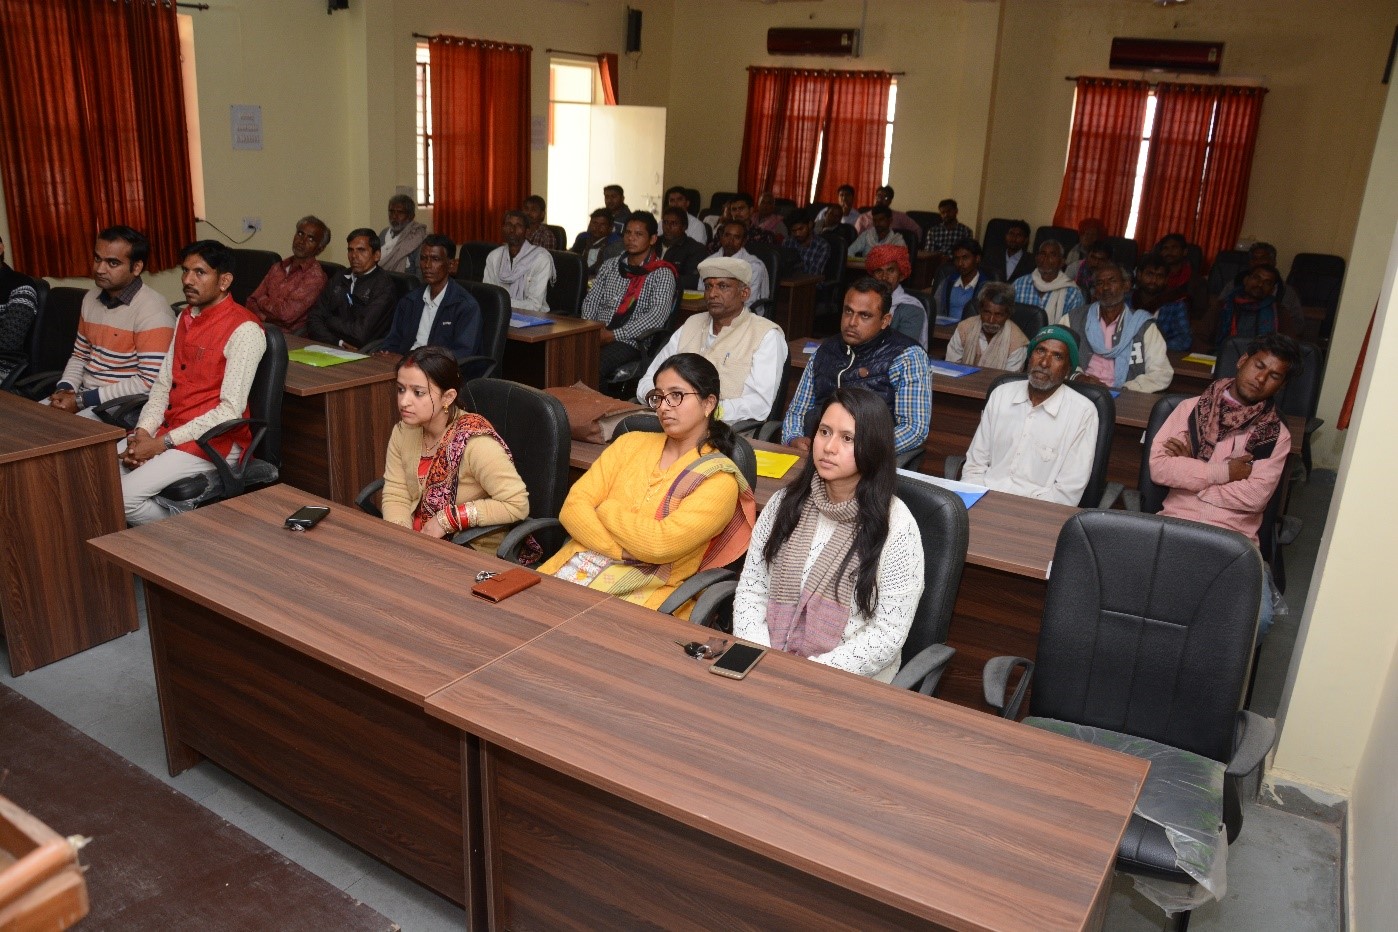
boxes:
[471,568,542,602]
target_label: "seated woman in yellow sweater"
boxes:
[381,346,529,553]
[540,353,755,612]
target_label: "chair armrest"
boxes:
[1096,481,1124,510]
[1226,710,1276,778]
[729,418,762,437]
[1305,417,1323,434]
[750,298,775,319]
[944,455,965,480]
[90,393,150,428]
[657,568,737,616]
[891,643,956,696]
[690,579,738,630]
[192,417,267,497]
[896,448,925,472]
[451,522,512,548]
[983,655,1034,719]
[12,369,63,399]
[0,355,28,392]
[457,354,497,381]
[1122,489,1143,512]
[355,478,385,518]
[359,338,386,354]
[756,420,783,443]
[497,517,564,563]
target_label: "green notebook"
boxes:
[288,345,370,367]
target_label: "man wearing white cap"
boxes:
[637,255,786,425]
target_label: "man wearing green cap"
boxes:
[961,325,1099,505]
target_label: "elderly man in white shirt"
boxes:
[638,255,786,425]
[962,325,1099,506]
[484,210,556,311]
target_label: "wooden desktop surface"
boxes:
[505,312,602,345]
[0,392,138,675]
[428,605,1148,931]
[282,335,397,396]
[87,484,610,906]
[503,312,602,389]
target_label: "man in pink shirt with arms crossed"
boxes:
[1149,332,1302,640]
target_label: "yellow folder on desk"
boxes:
[753,450,800,479]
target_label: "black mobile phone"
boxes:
[284,505,330,531]
[709,643,765,680]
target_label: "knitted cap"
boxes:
[1028,324,1080,371]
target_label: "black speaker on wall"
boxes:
[625,8,642,53]
[327,0,349,13]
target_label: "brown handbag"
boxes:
[470,568,542,603]
[545,381,646,443]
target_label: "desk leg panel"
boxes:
[277,393,332,500]
[1108,428,1145,491]
[323,382,396,506]
[0,442,136,675]
[941,565,1046,714]
[145,586,466,903]
[924,395,980,468]
[481,745,943,931]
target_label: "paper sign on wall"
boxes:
[231,106,262,151]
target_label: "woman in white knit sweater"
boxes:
[733,386,924,682]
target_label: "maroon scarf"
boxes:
[1188,378,1282,463]
[609,250,677,330]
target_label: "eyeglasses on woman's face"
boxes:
[645,389,700,409]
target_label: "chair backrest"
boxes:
[1208,249,1249,297]
[745,242,781,312]
[1136,394,1190,514]
[318,261,346,282]
[898,229,919,258]
[250,324,289,467]
[614,413,758,490]
[1103,236,1139,271]
[773,197,797,220]
[456,281,512,378]
[547,249,585,315]
[830,223,857,248]
[458,378,572,552]
[906,211,939,239]
[1010,302,1047,341]
[985,373,1114,508]
[229,249,282,307]
[708,192,739,216]
[1031,510,1263,763]
[981,218,1011,259]
[1287,253,1346,337]
[1034,225,1078,254]
[894,475,969,669]
[682,188,702,218]
[33,285,83,373]
[1214,337,1324,420]
[1184,242,1205,274]
[819,230,848,284]
[387,271,418,303]
[545,225,567,251]
[462,241,498,284]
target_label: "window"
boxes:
[547,59,598,233]
[807,78,898,203]
[415,43,433,206]
[1121,92,1158,240]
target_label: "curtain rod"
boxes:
[411,32,533,52]
[1064,73,1267,87]
[545,48,604,58]
[175,2,209,9]
[747,66,904,76]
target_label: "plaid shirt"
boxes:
[580,254,676,349]
[793,235,830,277]
[526,225,557,250]
[925,221,973,255]
[1150,297,1193,352]
[782,341,932,455]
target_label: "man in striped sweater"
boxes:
[48,226,175,418]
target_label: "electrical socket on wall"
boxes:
[242,216,262,235]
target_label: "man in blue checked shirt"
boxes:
[782,278,931,456]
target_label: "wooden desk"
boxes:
[1167,351,1216,395]
[428,606,1147,931]
[503,313,602,390]
[280,335,397,506]
[0,393,137,675]
[87,484,610,914]
[773,273,821,338]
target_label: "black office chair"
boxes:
[1033,225,1078,254]
[1286,253,1345,341]
[545,225,568,252]
[145,325,289,514]
[318,260,347,282]
[1104,236,1139,272]
[357,273,422,354]
[1184,242,1206,276]
[681,188,702,219]
[547,249,585,316]
[944,373,1120,509]
[730,350,791,439]
[1010,302,1047,343]
[905,211,940,239]
[1215,336,1324,478]
[816,230,849,315]
[745,242,781,319]
[983,510,1273,932]
[773,197,797,221]
[457,281,512,381]
[2,280,74,398]
[829,223,857,249]
[454,252,476,284]
[980,218,1011,260]
[707,192,739,217]
[228,249,282,307]
[1208,249,1250,298]
[461,241,498,285]
[898,230,919,259]
[357,378,572,560]
[601,290,684,399]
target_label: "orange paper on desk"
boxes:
[753,450,799,479]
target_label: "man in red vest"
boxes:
[119,240,266,525]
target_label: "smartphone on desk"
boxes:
[284,505,330,531]
[709,643,765,680]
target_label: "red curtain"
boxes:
[1051,78,1151,236]
[814,72,890,206]
[597,53,618,106]
[738,67,890,206]
[1192,86,1267,265]
[429,36,531,243]
[0,0,194,275]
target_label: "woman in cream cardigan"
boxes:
[380,346,529,553]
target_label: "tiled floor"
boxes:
[1,474,1342,930]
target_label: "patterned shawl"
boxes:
[609,250,677,330]
[1188,377,1282,462]
[564,451,755,604]
[763,477,861,659]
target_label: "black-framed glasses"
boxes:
[645,389,700,410]
[674,638,729,660]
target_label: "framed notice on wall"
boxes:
[230,105,262,150]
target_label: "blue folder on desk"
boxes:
[896,469,988,510]
[509,313,551,329]
[928,360,979,378]
[934,315,960,328]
